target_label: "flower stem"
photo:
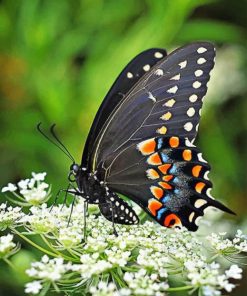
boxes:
[166,285,193,292]
[11,228,58,257]
[3,258,17,271]
[40,235,79,262]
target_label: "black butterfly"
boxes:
[39,43,235,231]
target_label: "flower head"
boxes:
[0,234,19,259]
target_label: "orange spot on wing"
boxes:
[195,182,206,193]
[158,164,171,174]
[192,165,202,177]
[162,175,173,182]
[146,169,160,180]
[150,186,164,199]
[147,153,162,165]
[148,199,163,216]
[159,182,172,190]
[164,213,181,228]
[183,149,192,161]
[169,137,179,148]
[137,138,156,155]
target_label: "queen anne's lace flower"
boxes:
[1,173,247,295]
[0,204,24,230]
[24,281,42,295]
[1,183,17,192]
[0,234,18,258]
[2,172,50,206]
[26,255,70,281]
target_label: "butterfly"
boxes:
[39,42,235,231]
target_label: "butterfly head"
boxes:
[68,163,81,182]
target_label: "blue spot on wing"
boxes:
[161,153,169,163]
[170,165,177,174]
[157,207,167,220]
[157,138,163,149]
[162,194,171,203]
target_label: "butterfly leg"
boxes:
[83,201,88,242]
[50,183,73,212]
[67,194,76,227]
[109,200,118,237]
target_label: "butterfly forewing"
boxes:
[81,48,167,167]
[90,42,215,171]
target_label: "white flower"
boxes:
[24,281,42,294]
[32,172,47,181]
[18,179,30,189]
[225,264,242,279]
[1,183,17,192]
[20,182,50,205]
[0,234,17,258]
[26,255,69,282]
[0,204,24,230]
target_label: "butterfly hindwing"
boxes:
[90,42,215,171]
[81,48,167,167]
[99,192,139,225]
[102,136,234,231]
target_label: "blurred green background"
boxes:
[0,0,246,295]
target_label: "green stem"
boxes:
[40,235,78,262]
[3,258,17,271]
[167,285,194,292]
[207,253,219,263]
[11,228,58,257]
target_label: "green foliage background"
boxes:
[0,0,246,295]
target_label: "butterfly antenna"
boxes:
[50,124,75,163]
[37,123,75,163]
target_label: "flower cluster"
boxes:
[207,230,247,256]
[0,203,24,230]
[1,173,247,296]
[0,234,19,259]
[1,172,50,206]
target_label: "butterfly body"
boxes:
[66,43,235,231]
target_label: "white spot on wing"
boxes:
[195,199,207,208]
[170,74,180,81]
[189,212,195,222]
[187,107,195,117]
[148,92,156,103]
[179,60,187,69]
[204,171,210,180]
[155,69,163,76]
[193,81,202,89]
[198,153,207,163]
[143,64,150,71]
[167,85,178,94]
[195,70,203,77]
[189,94,198,103]
[206,188,214,199]
[197,58,206,65]
[184,122,193,131]
[197,47,207,54]
[154,52,163,58]
[185,138,196,147]
[127,72,133,78]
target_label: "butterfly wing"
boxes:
[90,42,215,172]
[81,48,167,167]
[102,136,235,231]
[99,192,139,225]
